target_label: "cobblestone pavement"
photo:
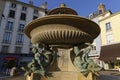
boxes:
[99,75,120,80]
[1,70,120,80]
[99,70,120,76]
[99,70,120,80]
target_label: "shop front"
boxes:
[0,53,33,75]
[100,43,120,70]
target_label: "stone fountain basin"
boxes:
[24,14,100,47]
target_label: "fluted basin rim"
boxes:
[48,7,78,15]
[24,14,100,39]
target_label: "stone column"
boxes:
[26,48,98,80]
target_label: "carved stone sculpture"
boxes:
[73,43,101,76]
[22,44,54,76]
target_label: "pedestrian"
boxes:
[10,65,17,76]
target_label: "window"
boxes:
[16,34,24,44]
[6,21,13,31]
[34,9,38,14]
[3,32,12,43]
[22,6,27,11]
[106,22,112,31]
[92,46,96,50]
[29,48,33,54]
[99,10,102,14]
[18,24,24,32]
[20,13,26,20]
[1,46,9,53]
[33,16,38,20]
[11,3,16,8]
[15,47,22,53]
[9,10,15,18]
[106,34,114,44]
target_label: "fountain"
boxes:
[24,4,101,80]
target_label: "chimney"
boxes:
[98,3,106,14]
[29,0,33,5]
[40,2,47,9]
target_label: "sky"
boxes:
[18,0,120,17]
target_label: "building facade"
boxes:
[87,3,120,70]
[0,0,5,23]
[0,0,45,54]
[99,11,120,45]
[99,11,120,69]
[87,3,107,68]
[0,0,46,71]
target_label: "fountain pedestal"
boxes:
[26,72,98,80]
[26,49,98,80]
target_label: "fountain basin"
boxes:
[24,14,100,47]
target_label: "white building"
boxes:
[0,0,45,54]
[87,3,108,68]
[0,0,46,68]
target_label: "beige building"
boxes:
[99,11,120,45]
[87,3,120,70]
[99,10,120,69]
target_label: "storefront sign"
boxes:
[3,56,16,61]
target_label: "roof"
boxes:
[99,11,120,22]
[100,43,120,62]
[5,0,45,11]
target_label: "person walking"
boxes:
[10,65,17,76]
